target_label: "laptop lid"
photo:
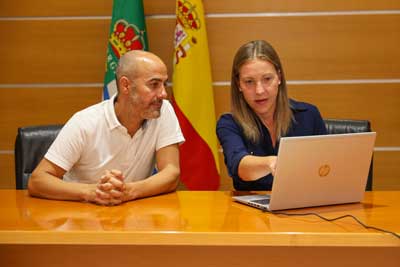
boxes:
[233,132,376,211]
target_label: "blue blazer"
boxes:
[216,99,327,191]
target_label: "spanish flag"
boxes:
[172,0,220,190]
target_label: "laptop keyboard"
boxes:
[251,198,270,205]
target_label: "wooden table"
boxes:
[0,190,399,267]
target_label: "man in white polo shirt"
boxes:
[29,50,185,206]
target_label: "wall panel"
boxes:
[0,155,14,189]
[0,18,175,84]
[145,18,176,75]
[3,15,399,84]
[0,1,399,189]
[208,15,400,81]
[0,87,101,150]
[0,20,110,84]
[0,0,113,17]
[1,0,399,17]
[204,0,400,13]
[214,84,400,147]
[289,83,400,147]
[374,151,400,190]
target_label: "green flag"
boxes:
[103,0,148,99]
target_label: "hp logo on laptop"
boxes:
[318,164,331,177]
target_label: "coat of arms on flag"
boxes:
[103,0,148,99]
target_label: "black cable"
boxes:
[268,211,400,239]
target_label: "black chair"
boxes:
[14,125,63,189]
[323,119,373,191]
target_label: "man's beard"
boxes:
[140,99,163,120]
[130,91,163,120]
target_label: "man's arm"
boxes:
[28,158,114,205]
[123,143,180,201]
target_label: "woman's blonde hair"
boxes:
[231,40,293,143]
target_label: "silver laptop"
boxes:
[233,132,376,211]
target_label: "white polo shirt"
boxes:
[45,95,185,184]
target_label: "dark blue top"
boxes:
[216,99,327,191]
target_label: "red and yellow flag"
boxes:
[172,0,220,190]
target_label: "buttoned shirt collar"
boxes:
[104,94,121,130]
[104,93,150,133]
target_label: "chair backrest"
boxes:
[323,119,373,191]
[14,125,63,189]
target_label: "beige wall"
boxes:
[1,0,399,190]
